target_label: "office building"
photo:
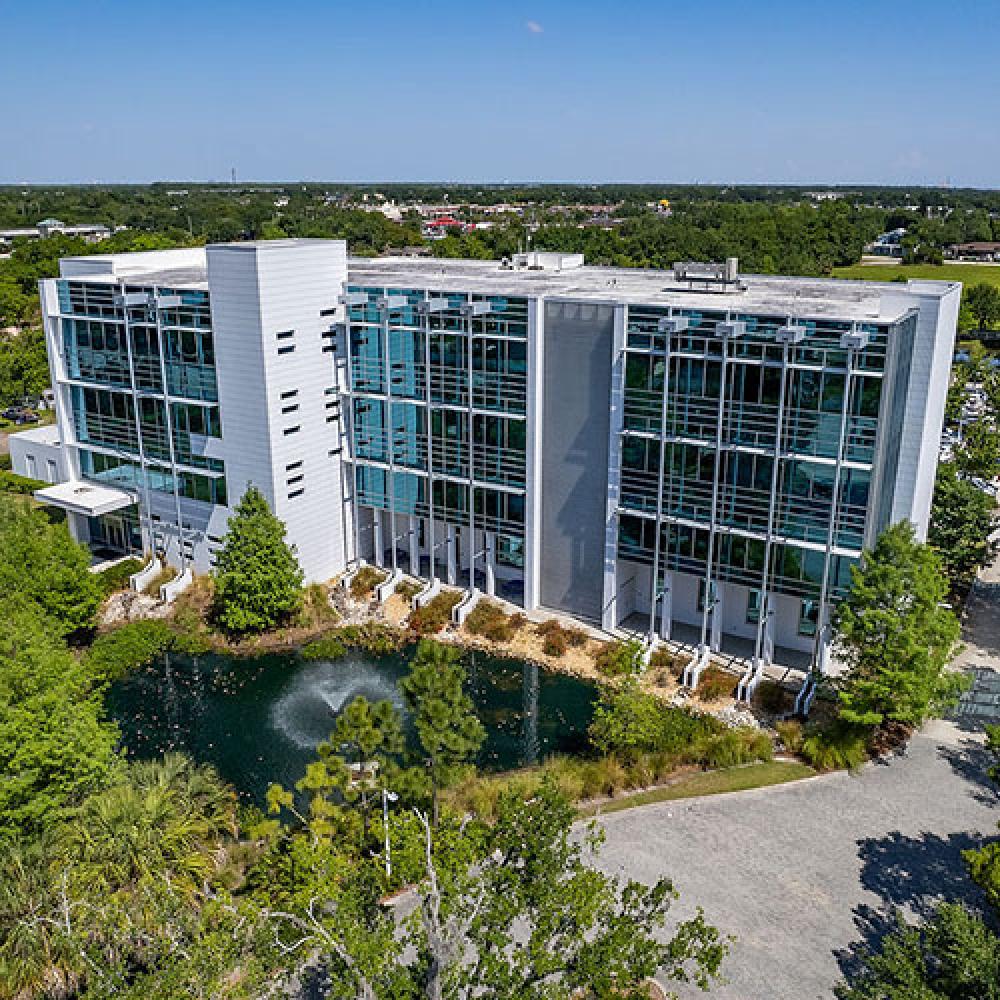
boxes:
[21,241,959,680]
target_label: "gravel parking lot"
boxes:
[591,728,999,1000]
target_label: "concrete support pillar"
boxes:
[409,516,420,577]
[446,526,457,585]
[659,571,672,640]
[372,512,384,568]
[762,592,775,666]
[485,531,496,597]
[710,585,722,653]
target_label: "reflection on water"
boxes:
[107,645,597,804]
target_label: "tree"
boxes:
[401,640,485,826]
[965,283,1000,332]
[212,485,303,634]
[329,696,404,840]
[838,725,1000,1000]
[0,496,101,636]
[266,779,727,1000]
[0,601,118,839]
[929,463,999,595]
[834,521,963,734]
[955,420,1000,480]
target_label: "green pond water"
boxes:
[107,646,598,804]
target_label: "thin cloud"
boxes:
[526,20,543,34]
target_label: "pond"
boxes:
[107,645,599,804]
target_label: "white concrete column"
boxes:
[409,515,420,576]
[523,297,544,611]
[710,584,722,652]
[446,525,457,584]
[659,570,672,640]
[372,512,384,568]
[762,592,775,665]
[485,530,496,596]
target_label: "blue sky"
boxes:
[2,0,998,186]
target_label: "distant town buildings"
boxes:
[864,228,907,259]
[0,218,113,253]
[946,241,1000,263]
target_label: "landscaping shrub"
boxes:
[396,579,421,602]
[335,623,406,654]
[649,646,682,675]
[95,557,145,597]
[465,600,522,642]
[595,639,644,678]
[350,565,386,600]
[801,719,869,772]
[300,582,338,627]
[0,469,48,495]
[143,563,176,598]
[697,666,736,701]
[775,718,805,754]
[300,636,348,661]
[407,591,462,635]
[536,619,571,657]
[694,727,773,769]
[589,682,724,761]
[86,619,177,682]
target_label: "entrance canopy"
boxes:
[34,480,136,518]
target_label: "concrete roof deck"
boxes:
[349,256,958,323]
[53,243,960,324]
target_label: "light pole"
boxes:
[382,788,399,879]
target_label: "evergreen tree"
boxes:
[929,462,999,595]
[834,521,963,732]
[212,486,303,634]
[401,640,485,826]
[0,496,101,636]
[0,600,118,839]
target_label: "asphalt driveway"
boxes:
[591,727,1000,1000]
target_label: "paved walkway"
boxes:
[592,728,999,999]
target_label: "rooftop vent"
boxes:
[672,257,745,294]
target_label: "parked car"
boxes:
[1,406,39,425]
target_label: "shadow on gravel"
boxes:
[833,829,993,983]
[938,738,1000,806]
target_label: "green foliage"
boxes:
[212,485,304,634]
[594,638,644,677]
[300,635,348,661]
[85,619,177,682]
[349,564,386,600]
[929,462,999,595]
[0,601,118,839]
[965,282,1000,331]
[835,521,963,730]
[0,495,101,636]
[0,468,48,495]
[401,640,485,824]
[94,556,145,596]
[775,718,806,753]
[407,590,462,634]
[695,727,773,769]
[836,903,1000,1000]
[0,328,50,408]
[801,719,869,772]
[588,680,722,761]
[955,420,1000,480]
[961,724,1000,914]
[334,622,406,654]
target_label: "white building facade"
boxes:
[22,242,959,677]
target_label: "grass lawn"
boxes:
[832,262,1000,289]
[577,759,815,818]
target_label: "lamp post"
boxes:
[382,788,399,879]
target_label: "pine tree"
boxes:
[212,485,303,634]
